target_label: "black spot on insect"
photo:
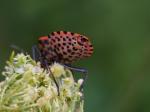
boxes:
[81,37,88,42]
[84,45,88,48]
[57,31,60,34]
[78,42,83,46]
[63,38,66,41]
[66,36,69,39]
[56,47,60,51]
[57,53,63,60]
[63,52,67,55]
[73,42,77,44]
[48,34,51,38]
[61,46,64,49]
[72,43,74,46]
[78,53,82,56]
[51,32,55,36]
[68,42,72,45]
[88,52,93,55]
[72,37,76,40]
[75,56,79,58]
[79,49,82,52]
[63,43,66,46]
[71,52,75,55]
[71,32,74,35]
[51,38,56,43]
[89,44,93,47]
[53,48,57,53]
[63,31,67,34]
[67,46,69,48]
[68,38,71,41]
[69,55,72,58]
[73,47,78,51]
[54,45,57,48]
[56,37,61,41]
[89,48,93,51]
[67,49,71,53]
[58,43,61,47]
[63,58,68,61]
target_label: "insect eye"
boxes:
[81,37,88,42]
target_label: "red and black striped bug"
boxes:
[32,31,94,94]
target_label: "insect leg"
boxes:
[44,60,60,96]
[62,64,88,91]
[32,45,60,95]
[10,44,25,53]
[32,45,42,61]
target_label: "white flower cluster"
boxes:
[0,52,84,112]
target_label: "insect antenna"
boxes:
[10,44,25,53]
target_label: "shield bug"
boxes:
[32,31,94,94]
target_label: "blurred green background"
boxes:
[0,0,150,112]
